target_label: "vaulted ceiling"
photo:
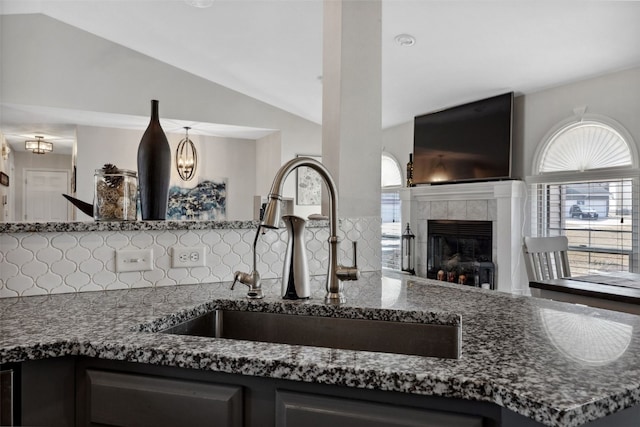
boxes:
[2,0,640,153]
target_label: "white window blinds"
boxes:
[381,153,403,270]
[381,190,401,270]
[538,121,632,172]
[530,178,638,275]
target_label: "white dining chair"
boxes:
[523,236,571,281]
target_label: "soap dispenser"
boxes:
[282,215,310,299]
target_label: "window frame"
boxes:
[527,114,639,274]
[381,152,403,189]
[381,152,403,270]
[532,114,639,174]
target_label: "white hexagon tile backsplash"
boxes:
[0,217,381,297]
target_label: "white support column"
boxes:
[321,0,382,219]
[494,181,528,294]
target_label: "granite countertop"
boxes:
[0,220,261,233]
[0,219,329,233]
[1,272,639,427]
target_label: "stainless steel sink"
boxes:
[161,309,461,359]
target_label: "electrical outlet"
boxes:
[115,249,154,272]
[172,246,206,268]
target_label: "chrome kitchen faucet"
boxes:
[261,157,360,304]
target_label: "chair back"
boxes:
[523,236,571,281]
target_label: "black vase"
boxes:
[137,100,171,220]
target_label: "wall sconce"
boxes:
[401,223,415,275]
[25,136,53,154]
[176,127,198,181]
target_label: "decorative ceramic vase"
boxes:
[137,100,171,220]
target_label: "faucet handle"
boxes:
[337,241,360,281]
[230,271,245,290]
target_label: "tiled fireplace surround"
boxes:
[406,180,528,295]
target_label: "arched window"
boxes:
[381,153,403,270]
[537,121,633,173]
[381,153,403,187]
[529,116,639,274]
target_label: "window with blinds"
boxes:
[381,153,403,270]
[530,179,637,275]
[529,117,638,275]
[381,191,401,269]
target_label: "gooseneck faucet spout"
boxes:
[261,157,360,304]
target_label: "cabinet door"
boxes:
[0,368,14,426]
[21,358,76,427]
[275,390,483,427]
[84,369,242,427]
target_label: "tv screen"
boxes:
[413,92,513,185]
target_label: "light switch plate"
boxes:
[171,246,206,268]
[115,249,154,272]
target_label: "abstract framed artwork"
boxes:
[167,177,227,220]
[295,154,322,206]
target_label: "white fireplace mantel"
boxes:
[402,180,529,295]
[409,180,526,201]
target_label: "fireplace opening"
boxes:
[427,220,495,289]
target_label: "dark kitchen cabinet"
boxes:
[274,389,483,427]
[80,369,242,427]
[20,357,76,427]
[73,358,518,427]
[0,364,17,427]
[11,356,639,427]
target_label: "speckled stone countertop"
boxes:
[0,219,329,233]
[1,272,639,427]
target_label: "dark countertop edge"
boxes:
[1,337,630,427]
[0,219,331,233]
[529,279,640,304]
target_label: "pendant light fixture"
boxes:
[176,127,198,181]
[25,136,53,154]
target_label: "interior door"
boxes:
[24,169,70,221]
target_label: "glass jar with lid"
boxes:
[94,169,138,221]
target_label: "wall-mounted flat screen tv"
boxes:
[413,92,513,185]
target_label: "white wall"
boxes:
[518,67,640,177]
[76,125,257,220]
[382,66,640,186]
[382,121,413,182]
[196,133,256,220]
[2,13,323,218]
[256,131,282,200]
